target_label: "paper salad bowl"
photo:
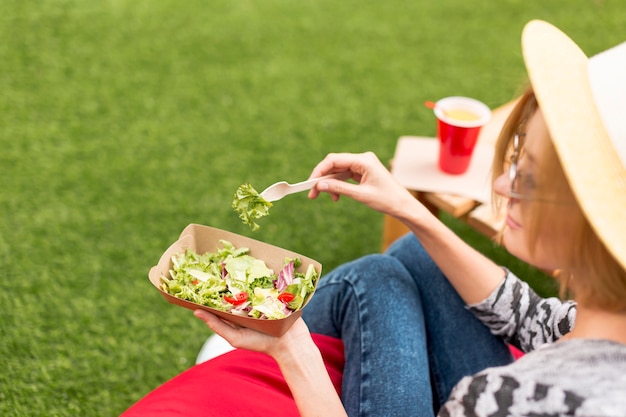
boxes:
[148,224,322,336]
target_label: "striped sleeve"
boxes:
[467,270,576,352]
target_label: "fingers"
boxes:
[315,177,362,201]
[308,152,377,200]
[307,151,420,217]
[194,310,242,342]
[316,180,339,201]
[194,309,278,355]
[310,152,377,178]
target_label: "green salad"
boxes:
[232,183,272,231]
[160,240,318,319]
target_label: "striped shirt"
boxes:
[439,272,626,417]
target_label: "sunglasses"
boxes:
[508,133,527,199]
[506,133,572,204]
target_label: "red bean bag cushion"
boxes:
[121,334,523,417]
[121,334,345,417]
[509,344,524,360]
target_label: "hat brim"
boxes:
[522,20,626,270]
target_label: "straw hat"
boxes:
[521,20,626,271]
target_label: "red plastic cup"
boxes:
[433,96,491,175]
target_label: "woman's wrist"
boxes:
[272,333,348,417]
[394,196,438,232]
[272,329,320,367]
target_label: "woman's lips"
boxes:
[506,215,522,230]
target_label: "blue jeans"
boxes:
[302,233,513,417]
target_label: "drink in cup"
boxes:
[433,96,491,175]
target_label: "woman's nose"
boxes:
[493,172,510,197]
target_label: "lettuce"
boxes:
[160,241,318,319]
[232,183,272,231]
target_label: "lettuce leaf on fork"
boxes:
[232,183,272,231]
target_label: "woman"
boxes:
[122,20,626,416]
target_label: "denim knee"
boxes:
[385,233,431,265]
[319,253,415,296]
[303,253,422,337]
[385,234,446,284]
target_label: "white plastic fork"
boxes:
[259,173,349,202]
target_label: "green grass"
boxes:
[1,0,624,415]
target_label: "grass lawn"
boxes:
[1,0,624,415]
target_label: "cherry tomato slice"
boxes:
[224,292,248,306]
[278,292,295,303]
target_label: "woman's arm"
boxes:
[402,203,506,304]
[194,311,348,417]
[192,151,504,416]
[308,151,505,304]
[468,273,576,351]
